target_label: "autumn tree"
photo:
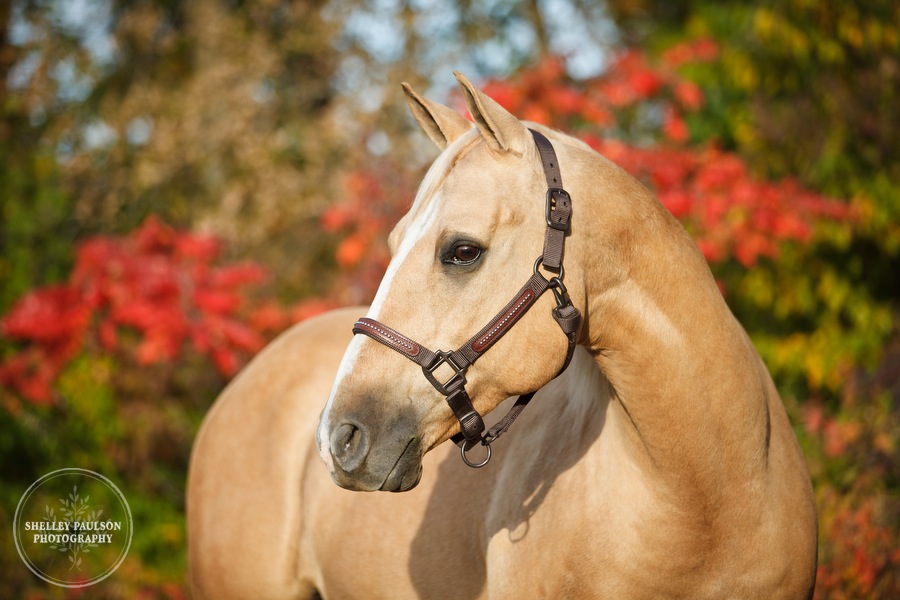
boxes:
[1,0,342,310]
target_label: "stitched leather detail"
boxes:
[354,318,421,357]
[470,289,536,353]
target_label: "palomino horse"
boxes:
[187,73,817,599]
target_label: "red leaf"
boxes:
[18,374,54,405]
[217,318,264,353]
[1,286,90,343]
[208,263,268,287]
[663,111,689,143]
[73,237,122,284]
[597,81,633,107]
[211,347,239,376]
[291,299,338,323]
[692,38,719,61]
[522,104,551,125]
[335,235,367,269]
[0,350,56,405]
[823,419,846,457]
[99,319,118,350]
[189,324,212,353]
[481,82,519,112]
[136,331,179,364]
[249,302,288,332]
[662,42,695,68]
[659,190,693,218]
[132,257,180,299]
[674,81,704,111]
[582,102,614,126]
[696,238,725,263]
[802,403,825,435]
[193,289,241,315]
[549,87,584,116]
[321,206,352,232]
[629,70,664,98]
[111,302,160,330]
[134,215,176,253]
[175,234,221,261]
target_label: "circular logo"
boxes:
[13,468,133,588]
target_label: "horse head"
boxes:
[316,73,593,491]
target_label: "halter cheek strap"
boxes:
[352,130,581,468]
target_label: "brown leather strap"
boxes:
[354,270,551,375]
[531,130,571,272]
[455,272,550,364]
[531,129,564,190]
[352,318,426,362]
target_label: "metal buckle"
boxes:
[545,188,571,231]
[422,351,468,396]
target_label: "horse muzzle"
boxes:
[317,414,424,492]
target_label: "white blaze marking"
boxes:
[316,190,441,467]
[317,132,477,467]
[368,194,440,318]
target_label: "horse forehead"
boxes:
[390,139,525,250]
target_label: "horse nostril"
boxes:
[330,422,369,473]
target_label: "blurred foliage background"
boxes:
[1,0,897,597]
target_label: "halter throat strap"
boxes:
[352,129,581,468]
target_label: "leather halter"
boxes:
[352,130,581,468]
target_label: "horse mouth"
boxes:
[380,438,422,492]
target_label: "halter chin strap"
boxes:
[352,130,581,468]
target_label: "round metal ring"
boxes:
[533,256,564,281]
[460,441,492,468]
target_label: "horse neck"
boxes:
[569,155,773,495]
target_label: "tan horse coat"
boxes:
[188,74,817,599]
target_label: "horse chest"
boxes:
[480,446,664,598]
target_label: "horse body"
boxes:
[187,312,698,599]
[188,74,816,599]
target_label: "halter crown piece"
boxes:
[352,130,581,468]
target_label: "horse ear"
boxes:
[402,82,472,149]
[454,71,528,156]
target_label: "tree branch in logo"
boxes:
[43,486,102,571]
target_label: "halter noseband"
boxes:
[352,130,581,468]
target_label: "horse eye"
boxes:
[448,243,482,265]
